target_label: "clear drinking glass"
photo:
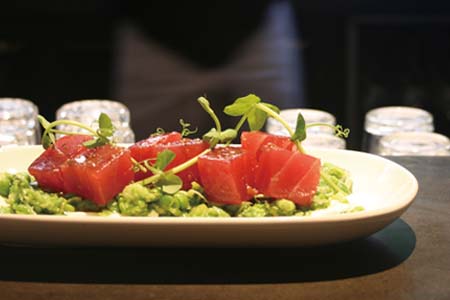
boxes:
[266,108,336,136]
[56,99,135,143]
[266,109,344,149]
[0,98,40,146]
[378,132,450,156]
[301,133,346,150]
[363,106,434,154]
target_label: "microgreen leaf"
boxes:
[247,107,267,131]
[37,113,116,149]
[82,138,104,148]
[291,112,307,142]
[82,136,109,148]
[156,173,183,194]
[223,94,281,133]
[202,128,220,148]
[97,113,114,138]
[223,94,260,116]
[248,103,280,131]
[202,128,237,147]
[155,150,176,170]
[41,134,54,149]
[262,103,280,114]
[220,129,238,143]
[82,113,115,148]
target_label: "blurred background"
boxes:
[1,0,449,149]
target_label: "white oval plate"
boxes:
[0,145,418,247]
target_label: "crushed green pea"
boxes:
[0,162,359,217]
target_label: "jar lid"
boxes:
[0,98,38,121]
[57,99,131,126]
[302,133,346,150]
[266,108,336,135]
[56,99,134,143]
[365,106,434,136]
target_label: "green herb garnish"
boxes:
[12,94,355,218]
[224,93,350,153]
[38,112,115,149]
[224,94,305,152]
[133,150,182,194]
[224,94,280,131]
[198,96,237,148]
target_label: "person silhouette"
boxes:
[113,0,305,139]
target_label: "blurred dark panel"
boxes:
[124,1,270,69]
[348,18,450,147]
[0,1,118,120]
[295,1,450,149]
[1,1,450,149]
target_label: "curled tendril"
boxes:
[151,128,166,137]
[179,119,198,137]
[334,125,350,138]
[305,122,350,140]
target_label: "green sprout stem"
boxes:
[50,129,96,137]
[306,122,333,130]
[254,103,305,153]
[38,113,115,149]
[137,148,211,186]
[171,148,211,174]
[211,111,222,134]
[44,119,98,136]
[233,114,248,134]
[131,157,147,173]
[198,97,222,133]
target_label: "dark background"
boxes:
[1,0,449,149]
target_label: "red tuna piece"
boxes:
[61,145,134,206]
[28,135,93,192]
[255,144,321,206]
[197,146,252,205]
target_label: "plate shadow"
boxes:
[0,218,416,284]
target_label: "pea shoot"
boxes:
[223,93,350,153]
[223,94,306,152]
[38,113,115,149]
[134,148,210,194]
[197,97,237,148]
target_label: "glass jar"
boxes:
[0,98,40,146]
[268,130,346,150]
[363,106,434,154]
[378,132,450,156]
[56,99,135,143]
[266,108,336,136]
[266,109,345,149]
[302,133,346,150]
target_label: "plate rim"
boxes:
[0,146,419,225]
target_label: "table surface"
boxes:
[0,156,449,300]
